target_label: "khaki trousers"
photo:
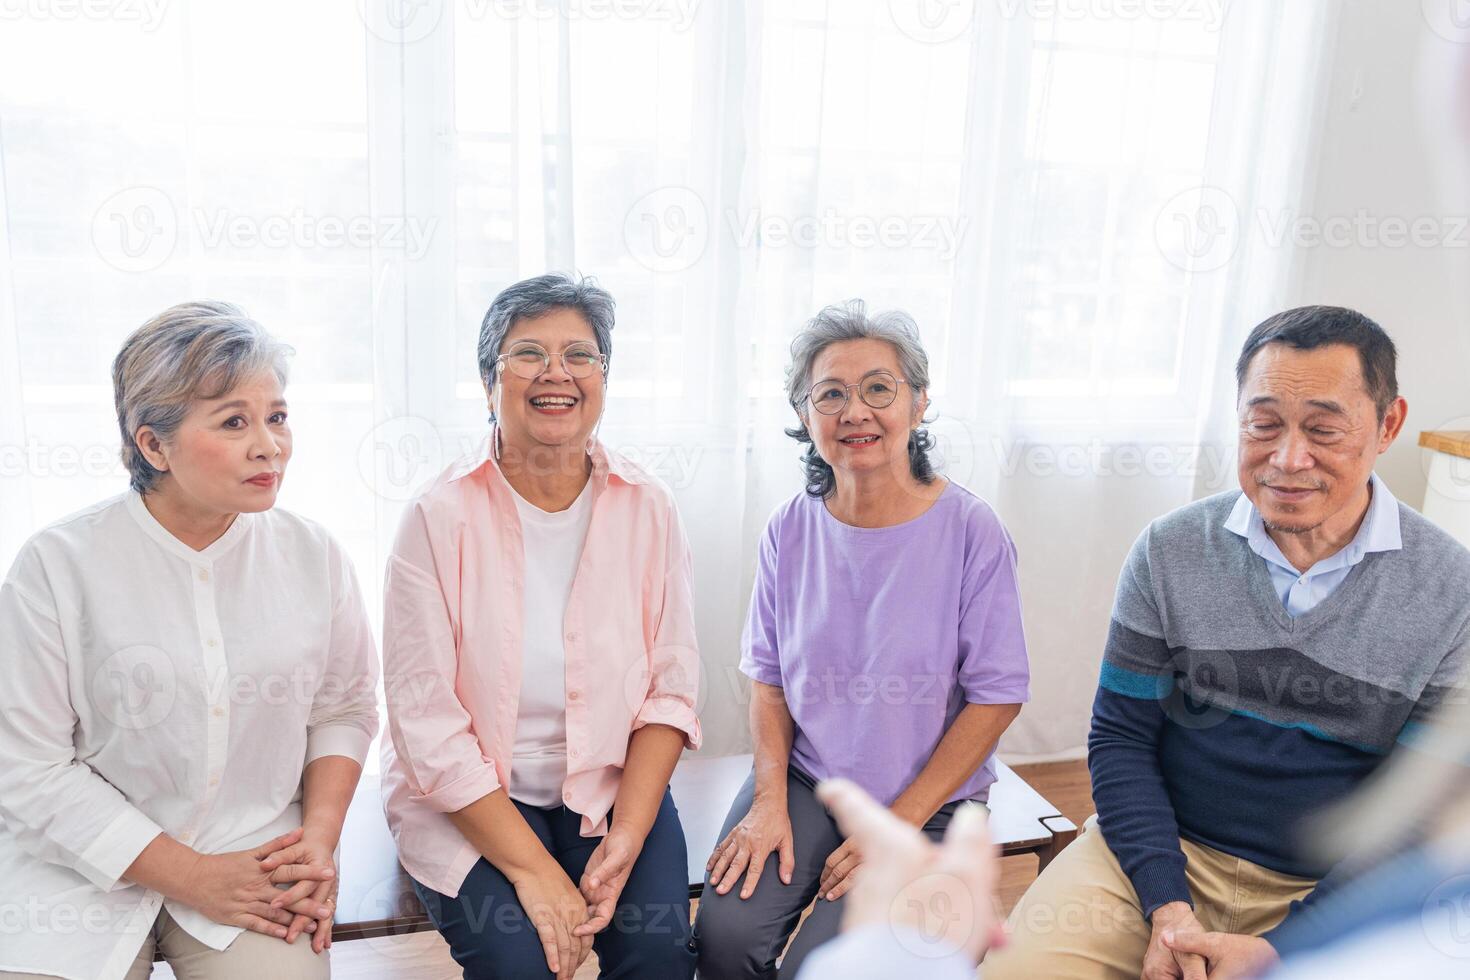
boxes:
[984,815,1315,980]
[1,907,329,980]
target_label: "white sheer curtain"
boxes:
[0,0,1336,761]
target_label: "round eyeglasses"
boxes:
[496,343,608,381]
[803,371,910,415]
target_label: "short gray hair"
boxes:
[477,273,616,391]
[784,300,937,498]
[112,300,292,494]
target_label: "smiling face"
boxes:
[138,370,292,514]
[803,338,928,487]
[488,307,606,457]
[1236,342,1405,535]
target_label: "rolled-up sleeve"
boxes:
[738,515,784,688]
[305,537,381,766]
[384,503,503,813]
[633,503,703,750]
[0,569,163,891]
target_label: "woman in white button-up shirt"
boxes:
[0,301,380,980]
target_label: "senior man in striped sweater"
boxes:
[985,305,1470,980]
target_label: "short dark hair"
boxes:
[1235,305,1399,419]
[477,272,615,389]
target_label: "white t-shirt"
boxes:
[507,479,594,807]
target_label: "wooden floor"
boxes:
[994,761,1094,913]
[155,761,1093,980]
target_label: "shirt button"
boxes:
[208,775,220,787]
[212,706,225,717]
[206,638,218,647]
[198,570,210,583]
[569,690,580,701]
[566,632,579,642]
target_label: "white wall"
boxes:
[1293,0,1470,506]
[997,0,1470,764]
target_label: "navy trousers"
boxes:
[412,789,695,979]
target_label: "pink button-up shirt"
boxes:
[380,436,702,897]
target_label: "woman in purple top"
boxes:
[692,300,1031,979]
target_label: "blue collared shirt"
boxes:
[1224,471,1403,617]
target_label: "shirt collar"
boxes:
[124,488,253,564]
[1224,471,1402,569]
[444,431,649,488]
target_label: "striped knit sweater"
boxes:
[1088,490,1470,934]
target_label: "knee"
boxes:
[597,899,695,980]
[440,916,553,980]
[692,894,778,980]
[601,926,696,980]
[227,933,331,980]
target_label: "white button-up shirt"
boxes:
[0,490,380,980]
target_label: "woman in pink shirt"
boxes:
[380,273,702,979]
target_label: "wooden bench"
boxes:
[332,754,1078,942]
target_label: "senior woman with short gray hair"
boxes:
[381,272,702,979]
[0,301,380,980]
[692,300,1031,979]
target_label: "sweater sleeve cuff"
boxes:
[78,807,165,892]
[1130,856,1193,920]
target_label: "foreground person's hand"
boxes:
[815,778,1005,965]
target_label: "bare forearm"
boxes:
[750,681,795,803]
[449,789,557,883]
[301,755,362,848]
[891,702,1021,826]
[610,723,685,841]
[124,833,204,905]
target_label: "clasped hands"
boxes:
[182,827,339,954]
[501,826,646,980]
[1145,901,1280,980]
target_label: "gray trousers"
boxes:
[691,765,964,980]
